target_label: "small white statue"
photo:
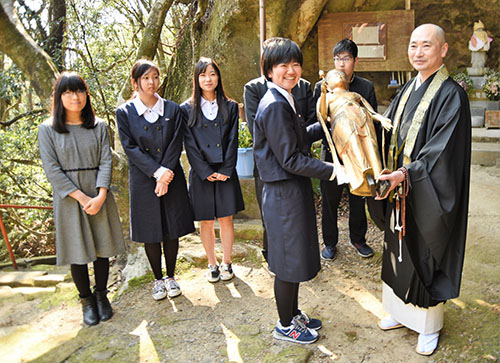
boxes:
[469,20,492,52]
[468,20,493,76]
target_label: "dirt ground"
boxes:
[0,165,499,362]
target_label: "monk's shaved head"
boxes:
[408,23,449,81]
[412,24,446,45]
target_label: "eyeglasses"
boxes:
[334,56,353,63]
[62,90,86,96]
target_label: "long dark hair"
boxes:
[188,57,229,128]
[130,59,160,98]
[51,72,95,133]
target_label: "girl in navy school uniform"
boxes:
[116,59,194,301]
[180,57,244,283]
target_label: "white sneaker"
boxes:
[220,263,234,281]
[152,279,167,300]
[206,264,220,283]
[416,332,439,356]
[378,315,404,330]
[164,277,182,298]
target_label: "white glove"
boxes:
[335,165,350,185]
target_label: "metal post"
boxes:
[259,0,266,56]
[406,0,412,83]
[0,212,18,270]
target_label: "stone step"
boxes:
[472,128,500,142]
[195,219,263,240]
[34,274,70,287]
[471,142,500,167]
[0,271,47,287]
[0,285,56,298]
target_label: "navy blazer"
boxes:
[243,76,316,139]
[180,99,239,180]
[116,98,194,242]
[116,99,183,177]
[254,88,334,183]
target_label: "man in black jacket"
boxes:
[313,39,378,261]
[244,50,315,263]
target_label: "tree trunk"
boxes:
[163,0,327,104]
[0,1,59,109]
[47,0,66,70]
[118,0,175,104]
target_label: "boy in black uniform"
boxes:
[313,39,377,260]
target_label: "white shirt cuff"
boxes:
[329,168,336,181]
[153,166,168,180]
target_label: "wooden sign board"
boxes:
[485,110,500,129]
[318,10,414,72]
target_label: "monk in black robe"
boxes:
[374,24,471,356]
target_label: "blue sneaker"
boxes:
[273,318,319,344]
[294,310,322,330]
[321,246,337,260]
[350,241,374,258]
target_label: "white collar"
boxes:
[200,96,219,121]
[201,96,217,107]
[132,94,164,117]
[267,81,296,113]
[415,64,445,90]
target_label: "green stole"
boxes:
[388,66,449,170]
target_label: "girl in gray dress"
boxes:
[38,72,126,326]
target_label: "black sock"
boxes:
[144,243,163,280]
[274,277,299,327]
[70,263,92,298]
[163,238,179,278]
[93,257,109,291]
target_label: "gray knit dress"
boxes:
[38,119,126,265]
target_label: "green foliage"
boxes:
[0,63,24,102]
[238,120,253,148]
[0,111,55,260]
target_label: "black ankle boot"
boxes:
[94,288,113,321]
[80,294,99,326]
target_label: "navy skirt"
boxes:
[188,166,245,221]
[262,176,321,283]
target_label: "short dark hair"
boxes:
[188,57,229,128]
[51,72,95,134]
[260,37,303,81]
[333,39,358,59]
[130,59,160,93]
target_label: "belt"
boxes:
[61,167,99,172]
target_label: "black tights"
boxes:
[144,239,179,280]
[71,257,109,298]
[274,277,300,327]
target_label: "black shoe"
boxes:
[80,294,99,326]
[350,241,374,258]
[321,246,337,260]
[261,249,268,262]
[94,288,113,321]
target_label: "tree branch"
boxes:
[69,0,113,139]
[118,0,175,103]
[0,109,47,127]
[0,2,58,108]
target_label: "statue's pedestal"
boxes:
[469,75,491,127]
[467,52,488,76]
